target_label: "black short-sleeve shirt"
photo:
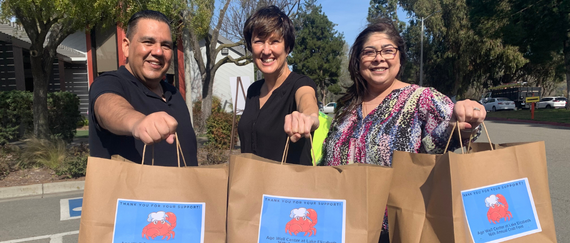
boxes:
[89,66,198,166]
[238,72,317,165]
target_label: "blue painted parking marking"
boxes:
[60,197,83,220]
[69,198,83,217]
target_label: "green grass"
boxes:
[486,108,570,124]
[75,130,89,138]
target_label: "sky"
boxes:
[319,0,409,47]
[212,0,409,47]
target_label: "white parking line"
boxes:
[0,231,79,243]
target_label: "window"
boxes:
[221,48,229,55]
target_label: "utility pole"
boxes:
[419,11,440,87]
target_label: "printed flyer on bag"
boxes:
[461,178,541,243]
[112,199,205,243]
[258,194,346,243]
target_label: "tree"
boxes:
[222,0,301,42]
[114,0,186,26]
[398,0,526,97]
[289,0,345,103]
[181,0,249,128]
[0,0,120,138]
[467,0,570,109]
[400,22,420,84]
[367,0,405,31]
[368,0,398,22]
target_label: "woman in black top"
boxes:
[238,6,319,165]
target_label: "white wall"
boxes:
[189,39,254,112]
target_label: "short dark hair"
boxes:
[243,5,295,53]
[126,10,172,39]
[337,18,407,120]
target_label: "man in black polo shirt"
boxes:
[89,10,198,166]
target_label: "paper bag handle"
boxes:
[444,121,494,154]
[141,132,188,167]
[444,121,464,154]
[280,134,317,165]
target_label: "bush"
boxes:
[0,144,21,179]
[0,91,33,144]
[77,116,89,128]
[48,92,82,143]
[205,97,239,150]
[2,136,88,179]
[56,142,89,178]
[200,143,230,165]
[0,91,81,144]
[56,153,88,178]
[20,137,68,170]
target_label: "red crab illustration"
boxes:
[487,194,512,224]
[285,208,318,237]
[142,212,177,240]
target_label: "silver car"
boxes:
[482,97,516,112]
[536,97,567,109]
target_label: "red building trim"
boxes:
[86,32,94,86]
[177,36,186,99]
[117,25,127,67]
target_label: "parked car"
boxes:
[481,97,516,112]
[322,102,336,114]
[481,86,541,109]
[536,97,567,109]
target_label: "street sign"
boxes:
[526,97,540,103]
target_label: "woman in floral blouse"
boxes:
[321,18,486,242]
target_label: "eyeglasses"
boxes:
[360,46,399,61]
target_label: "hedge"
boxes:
[0,90,82,144]
[205,97,239,150]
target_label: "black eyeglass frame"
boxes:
[360,46,400,60]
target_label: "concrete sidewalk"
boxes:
[0,180,84,199]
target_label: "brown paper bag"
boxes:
[388,151,455,243]
[226,153,393,243]
[388,123,556,243]
[449,141,556,243]
[78,142,228,243]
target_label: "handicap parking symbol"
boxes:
[60,197,83,220]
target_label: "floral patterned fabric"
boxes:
[322,84,476,231]
[322,84,467,167]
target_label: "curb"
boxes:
[0,181,84,199]
[486,117,570,128]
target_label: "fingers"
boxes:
[165,134,176,144]
[284,111,318,143]
[132,112,178,144]
[453,99,486,131]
